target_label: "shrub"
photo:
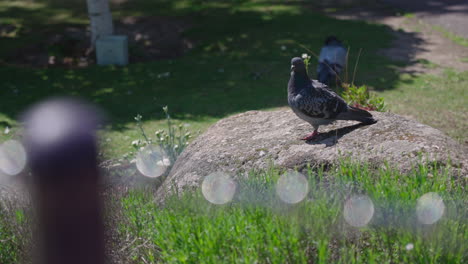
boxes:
[341,83,386,112]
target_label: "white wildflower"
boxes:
[302,53,308,59]
[131,139,141,147]
[4,127,10,134]
[405,243,414,251]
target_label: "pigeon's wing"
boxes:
[312,79,334,92]
[293,81,348,119]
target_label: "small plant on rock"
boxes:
[341,83,386,112]
[301,53,312,73]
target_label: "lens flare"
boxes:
[416,192,445,225]
[0,140,27,176]
[276,171,308,204]
[202,172,236,205]
[344,195,374,227]
[135,145,170,178]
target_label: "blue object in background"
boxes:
[317,36,347,85]
[96,35,129,66]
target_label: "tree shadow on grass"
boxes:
[0,0,429,130]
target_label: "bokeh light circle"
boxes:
[344,195,374,227]
[276,171,309,204]
[416,192,445,225]
[135,145,170,178]
[202,172,236,205]
[0,140,27,176]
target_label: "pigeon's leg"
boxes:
[301,129,319,141]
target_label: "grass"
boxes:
[398,9,468,48]
[0,1,467,262]
[401,12,416,19]
[0,216,20,263]
[378,69,468,143]
[431,25,468,48]
[0,197,29,263]
[1,0,466,160]
[115,160,467,263]
[2,160,466,263]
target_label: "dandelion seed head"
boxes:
[405,243,414,251]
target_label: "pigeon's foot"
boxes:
[301,130,319,141]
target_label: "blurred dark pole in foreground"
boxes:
[22,98,105,264]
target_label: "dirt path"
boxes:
[381,0,468,39]
[325,3,468,75]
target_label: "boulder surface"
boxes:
[156,109,467,201]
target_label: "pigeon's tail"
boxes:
[337,106,376,124]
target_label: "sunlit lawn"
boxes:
[379,70,468,143]
[3,160,465,263]
[116,161,466,263]
[3,0,466,159]
[1,1,467,263]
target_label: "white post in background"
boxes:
[86,0,114,47]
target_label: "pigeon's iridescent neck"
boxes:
[289,71,310,94]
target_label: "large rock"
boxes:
[156,109,467,201]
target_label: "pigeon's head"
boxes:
[291,57,306,73]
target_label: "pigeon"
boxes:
[317,36,347,85]
[288,57,376,141]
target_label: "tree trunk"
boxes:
[86,0,114,46]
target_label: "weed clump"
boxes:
[134,106,192,164]
[341,83,386,111]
